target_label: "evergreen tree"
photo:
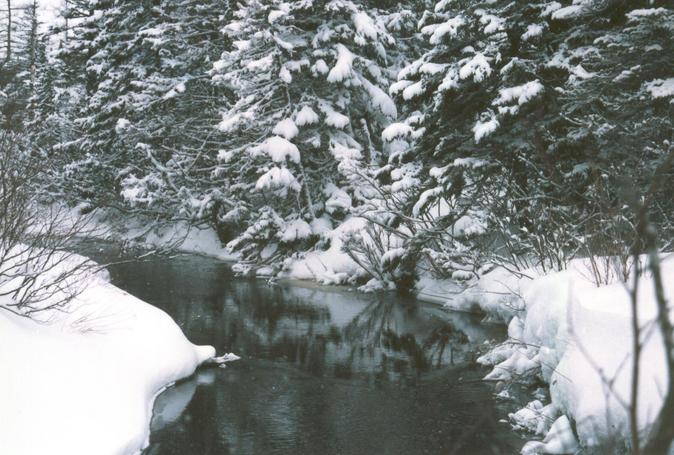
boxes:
[0,0,42,131]
[376,0,673,277]
[20,0,673,286]
[207,0,412,264]
[48,0,228,213]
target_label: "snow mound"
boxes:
[0,254,234,455]
[470,255,674,451]
[281,217,367,284]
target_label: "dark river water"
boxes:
[78,241,522,455]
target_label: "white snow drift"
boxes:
[0,251,235,455]
[448,255,674,452]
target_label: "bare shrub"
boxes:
[0,132,94,317]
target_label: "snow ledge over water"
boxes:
[0,253,235,455]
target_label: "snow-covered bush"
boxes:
[341,223,415,291]
[467,252,674,453]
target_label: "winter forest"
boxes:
[1,0,674,454]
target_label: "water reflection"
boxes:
[77,241,519,454]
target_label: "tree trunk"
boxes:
[5,0,11,63]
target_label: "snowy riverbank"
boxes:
[71,210,674,452]
[0,253,233,455]
[454,256,674,453]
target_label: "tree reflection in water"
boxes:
[76,241,519,455]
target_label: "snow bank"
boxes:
[58,205,237,261]
[135,220,236,261]
[280,216,367,285]
[415,276,463,306]
[459,256,674,452]
[0,253,232,455]
[448,265,528,321]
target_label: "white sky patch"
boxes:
[15,0,63,29]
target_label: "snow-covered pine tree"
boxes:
[375,0,544,278]
[378,0,673,278]
[0,0,42,131]
[111,0,231,221]
[49,0,228,216]
[210,0,410,268]
[536,2,674,263]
